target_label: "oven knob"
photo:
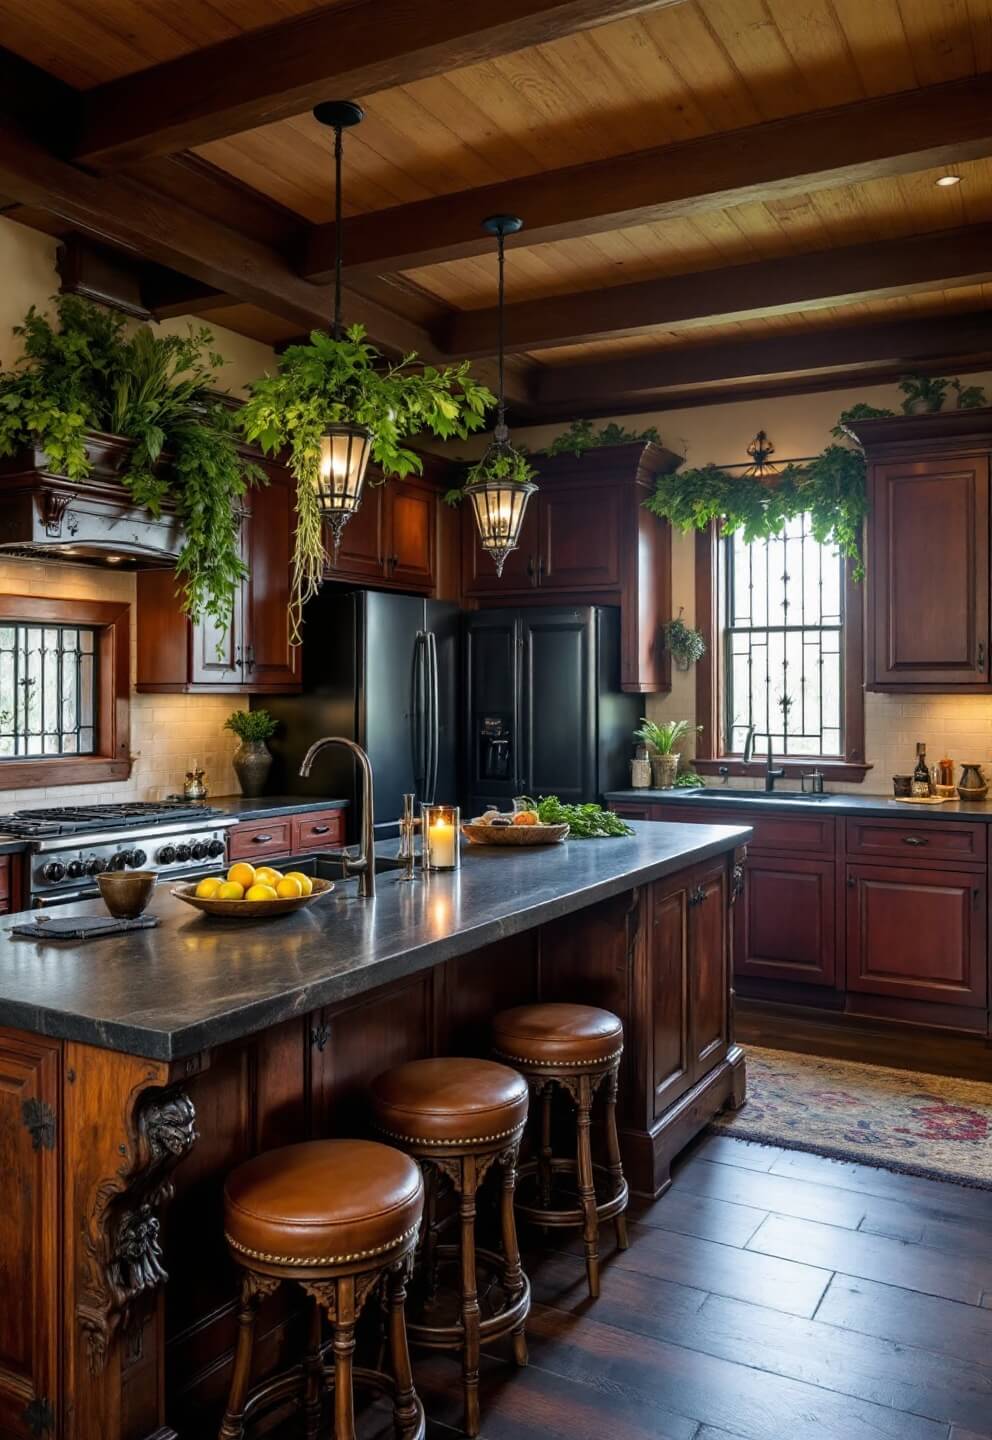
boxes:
[66,859,85,880]
[175,843,192,862]
[85,857,107,876]
[191,841,208,860]
[41,861,66,883]
[207,837,225,857]
[157,844,177,865]
[128,849,147,869]
[108,853,128,871]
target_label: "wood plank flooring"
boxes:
[398,1132,992,1440]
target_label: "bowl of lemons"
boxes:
[172,861,334,918]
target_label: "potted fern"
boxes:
[634,718,701,789]
[224,709,278,797]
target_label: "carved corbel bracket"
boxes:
[77,1083,197,1374]
[40,489,79,538]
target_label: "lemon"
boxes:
[284,871,313,896]
[245,883,278,902]
[276,876,303,899]
[227,862,255,889]
[254,866,283,887]
[217,880,245,901]
[195,876,222,899]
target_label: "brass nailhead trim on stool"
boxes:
[224,1220,420,1268]
[492,1045,623,1069]
[375,1122,526,1148]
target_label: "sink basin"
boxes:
[313,852,405,881]
[682,788,832,804]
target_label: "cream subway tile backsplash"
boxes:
[0,556,246,808]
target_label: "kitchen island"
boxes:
[0,820,748,1440]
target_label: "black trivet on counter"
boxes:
[9,914,160,941]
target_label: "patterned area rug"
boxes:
[712,1047,992,1189]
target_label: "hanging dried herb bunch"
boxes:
[664,609,706,670]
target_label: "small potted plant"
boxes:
[633,718,701,789]
[225,709,278,797]
[664,609,706,671]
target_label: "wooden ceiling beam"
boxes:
[74,0,688,169]
[0,117,446,359]
[440,223,992,358]
[303,72,992,279]
[534,311,992,409]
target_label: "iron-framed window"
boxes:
[724,514,845,758]
[0,623,97,760]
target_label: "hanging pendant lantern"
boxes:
[464,214,536,577]
[312,99,372,560]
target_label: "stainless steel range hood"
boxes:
[0,435,182,567]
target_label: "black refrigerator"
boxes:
[259,589,460,841]
[464,606,639,817]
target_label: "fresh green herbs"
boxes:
[241,324,493,636]
[224,709,278,742]
[674,770,705,788]
[517,795,634,837]
[0,296,258,629]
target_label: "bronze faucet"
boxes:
[299,737,376,898]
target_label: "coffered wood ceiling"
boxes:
[0,0,990,417]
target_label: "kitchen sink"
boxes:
[313,851,405,881]
[682,788,833,804]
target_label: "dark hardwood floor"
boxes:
[393,1132,992,1440]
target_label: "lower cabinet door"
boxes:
[846,863,987,1008]
[650,880,692,1119]
[688,858,730,1078]
[735,855,836,986]
[0,1031,60,1440]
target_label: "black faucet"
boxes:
[743,725,786,792]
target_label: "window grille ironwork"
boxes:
[724,514,844,758]
[0,623,97,760]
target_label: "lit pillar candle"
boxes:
[429,819,456,869]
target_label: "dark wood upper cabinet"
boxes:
[386,476,436,589]
[137,457,299,694]
[850,408,992,692]
[323,470,442,594]
[462,441,679,693]
[328,482,385,583]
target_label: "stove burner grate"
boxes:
[0,801,222,837]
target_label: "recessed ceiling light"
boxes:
[936,173,962,187]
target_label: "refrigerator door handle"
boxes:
[426,630,441,803]
[414,631,430,795]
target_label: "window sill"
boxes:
[693,758,873,784]
[0,756,132,790]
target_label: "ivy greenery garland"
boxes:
[241,325,494,637]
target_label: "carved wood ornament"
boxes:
[77,1082,197,1373]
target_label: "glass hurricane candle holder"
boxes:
[421,804,460,873]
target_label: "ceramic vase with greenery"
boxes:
[0,296,260,631]
[241,325,494,639]
[634,718,701,789]
[225,709,278,797]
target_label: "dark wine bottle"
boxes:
[912,741,931,797]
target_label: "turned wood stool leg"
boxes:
[302,1297,324,1440]
[499,1143,529,1368]
[388,1261,420,1440]
[459,1154,482,1437]
[538,1082,554,1210]
[604,1064,629,1251]
[219,1273,273,1440]
[575,1072,601,1299]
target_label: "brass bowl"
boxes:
[171,875,335,919]
[98,870,156,919]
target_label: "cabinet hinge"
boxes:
[22,1398,55,1436]
[21,1098,56,1151]
[310,1023,330,1053]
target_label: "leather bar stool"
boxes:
[369,1057,531,1438]
[220,1139,425,1440]
[493,1003,629,1300]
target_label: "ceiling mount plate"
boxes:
[482,214,524,237]
[313,100,365,129]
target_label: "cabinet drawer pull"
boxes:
[311,824,331,835]
[902,836,928,846]
[979,642,986,671]
[252,833,273,844]
[847,874,856,888]
[974,887,981,907]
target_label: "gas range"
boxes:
[0,802,236,908]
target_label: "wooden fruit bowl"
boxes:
[461,822,570,846]
[171,876,335,918]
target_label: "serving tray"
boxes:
[461,822,569,846]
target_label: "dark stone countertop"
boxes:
[202,795,350,821]
[0,837,27,854]
[0,821,749,1061]
[604,787,992,821]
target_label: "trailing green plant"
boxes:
[224,708,278,742]
[634,718,700,754]
[544,418,661,458]
[664,609,706,670]
[241,325,494,636]
[0,296,259,629]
